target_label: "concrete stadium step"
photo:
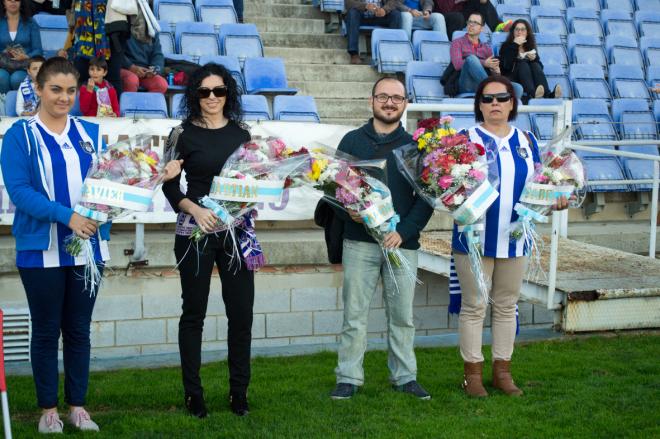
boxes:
[289,81,373,99]
[244,4,324,19]
[316,98,372,119]
[285,64,382,82]
[251,17,325,35]
[261,32,347,50]
[265,47,352,65]
[323,117,368,127]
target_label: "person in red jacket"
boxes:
[78,56,119,117]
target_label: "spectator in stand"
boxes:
[78,56,119,117]
[16,54,44,116]
[449,12,523,97]
[120,25,168,94]
[345,0,403,65]
[0,0,43,94]
[29,0,69,14]
[499,19,561,103]
[400,0,447,40]
[434,0,511,40]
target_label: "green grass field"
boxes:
[5,333,659,438]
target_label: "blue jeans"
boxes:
[0,69,27,94]
[345,8,402,55]
[19,266,102,408]
[335,239,419,386]
[458,55,524,99]
[401,12,447,40]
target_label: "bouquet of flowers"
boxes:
[189,137,307,270]
[67,135,165,292]
[394,116,500,302]
[510,129,586,275]
[293,146,418,290]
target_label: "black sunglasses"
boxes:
[480,93,511,104]
[197,86,228,99]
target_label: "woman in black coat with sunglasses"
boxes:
[162,63,253,417]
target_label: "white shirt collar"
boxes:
[478,125,515,152]
[35,114,71,147]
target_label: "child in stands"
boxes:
[16,55,45,116]
[79,56,119,117]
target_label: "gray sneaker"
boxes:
[68,408,99,432]
[393,380,431,400]
[38,412,63,434]
[330,383,357,400]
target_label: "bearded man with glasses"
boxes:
[330,77,434,401]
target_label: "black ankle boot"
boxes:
[185,394,208,418]
[229,391,249,416]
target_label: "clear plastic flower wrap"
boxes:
[67,134,166,292]
[394,116,500,302]
[291,145,419,290]
[509,127,587,276]
[188,137,308,270]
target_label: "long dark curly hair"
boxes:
[505,19,536,52]
[180,63,243,127]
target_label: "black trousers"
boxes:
[463,0,502,32]
[510,60,551,101]
[174,232,255,396]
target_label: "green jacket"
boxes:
[335,118,433,250]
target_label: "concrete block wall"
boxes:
[0,264,554,360]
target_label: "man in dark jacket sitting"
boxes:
[330,77,434,401]
[344,0,403,65]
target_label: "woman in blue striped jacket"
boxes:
[454,76,568,398]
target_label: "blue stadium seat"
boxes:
[4,90,16,117]
[451,30,489,43]
[612,97,649,123]
[612,98,657,139]
[411,31,449,63]
[490,32,508,57]
[534,33,562,46]
[531,6,568,41]
[496,4,531,24]
[33,14,68,58]
[528,98,563,140]
[371,29,413,73]
[601,0,634,13]
[601,9,637,39]
[243,57,297,95]
[273,95,320,123]
[442,113,475,132]
[536,44,568,70]
[534,0,567,12]
[501,0,532,8]
[572,98,618,142]
[654,100,660,120]
[198,55,245,93]
[570,0,600,9]
[579,156,630,192]
[120,92,168,119]
[319,0,344,12]
[608,64,651,100]
[635,11,660,38]
[175,22,219,59]
[570,64,612,101]
[640,36,660,66]
[618,144,659,190]
[515,113,533,133]
[154,0,196,25]
[605,35,644,70]
[170,93,186,119]
[241,94,271,121]
[219,23,264,67]
[568,34,607,71]
[405,61,444,103]
[158,28,176,56]
[634,0,660,10]
[544,63,572,98]
[196,0,237,30]
[567,8,604,40]
[165,53,197,62]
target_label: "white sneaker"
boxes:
[38,412,63,434]
[68,408,100,432]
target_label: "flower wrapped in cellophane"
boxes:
[394,116,500,302]
[292,145,419,289]
[509,128,586,276]
[189,137,307,270]
[67,134,165,292]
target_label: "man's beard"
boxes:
[373,105,403,124]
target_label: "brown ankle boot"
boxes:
[462,362,488,397]
[492,360,523,396]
